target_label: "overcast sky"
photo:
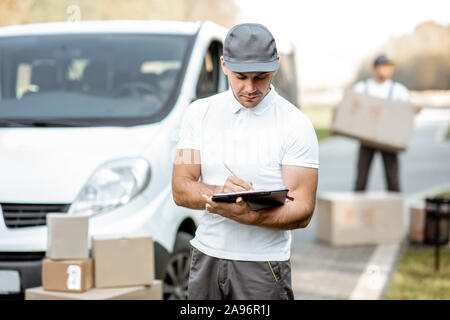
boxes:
[235,0,450,90]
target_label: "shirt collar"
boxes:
[370,78,392,86]
[228,84,276,116]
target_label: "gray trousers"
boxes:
[188,246,294,300]
[354,143,400,192]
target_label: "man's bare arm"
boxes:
[172,149,254,210]
[202,165,318,230]
[172,149,220,209]
[256,166,318,229]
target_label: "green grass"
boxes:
[385,247,450,300]
[445,123,450,140]
[301,104,334,142]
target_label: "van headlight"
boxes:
[68,157,151,216]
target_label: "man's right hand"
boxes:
[220,175,254,193]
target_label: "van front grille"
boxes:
[1,203,70,228]
[0,251,46,261]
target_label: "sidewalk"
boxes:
[291,108,450,300]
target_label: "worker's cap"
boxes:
[373,54,394,67]
[223,23,279,73]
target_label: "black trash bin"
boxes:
[424,196,450,271]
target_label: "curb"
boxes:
[349,241,402,300]
[349,183,450,300]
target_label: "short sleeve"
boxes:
[393,82,410,102]
[352,80,366,93]
[176,100,201,150]
[281,114,319,169]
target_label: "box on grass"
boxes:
[46,214,89,260]
[316,192,404,246]
[25,280,163,300]
[93,235,155,288]
[42,258,94,293]
[408,203,426,243]
[330,89,415,153]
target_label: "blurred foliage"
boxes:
[356,21,450,90]
[437,189,450,197]
[313,128,330,142]
[0,0,238,27]
[302,104,334,142]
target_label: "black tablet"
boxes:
[211,187,290,211]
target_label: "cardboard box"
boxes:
[25,280,163,300]
[316,192,404,246]
[42,258,94,293]
[46,214,89,260]
[330,89,415,152]
[93,236,154,288]
[408,204,426,243]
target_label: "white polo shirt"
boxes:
[176,84,319,261]
[353,78,409,101]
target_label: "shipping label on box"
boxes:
[330,89,415,152]
[42,259,94,293]
[46,214,89,260]
[93,236,155,288]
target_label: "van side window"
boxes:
[272,53,299,107]
[16,59,59,99]
[196,41,222,99]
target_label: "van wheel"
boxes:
[163,231,193,300]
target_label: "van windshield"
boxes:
[0,33,192,126]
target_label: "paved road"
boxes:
[291,107,450,299]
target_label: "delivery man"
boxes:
[352,54,421,192]
[172,23,319,299]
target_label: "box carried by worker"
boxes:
[330,89,415,153]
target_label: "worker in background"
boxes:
[352,54,422,192]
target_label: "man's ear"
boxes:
[273,56,280,76]
[220,56,228,76]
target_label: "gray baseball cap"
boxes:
[223,23,279,73]
[374,54,394,67]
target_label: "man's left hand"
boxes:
[202,194,260,226]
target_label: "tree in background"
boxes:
[0,0,238,28]
[355,21,450,90]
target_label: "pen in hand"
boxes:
[224,163,238,178]
[223,163,254,191]
[223,163,294,201]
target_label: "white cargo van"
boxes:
[0,20,298,299]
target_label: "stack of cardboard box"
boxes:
[408,202,426,244]
[315,192,404,246]
[25,214,162,300]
